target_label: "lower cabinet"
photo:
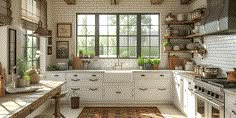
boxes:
[225,91,236,118]
[103,85,133,102]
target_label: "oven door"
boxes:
[195,92,224,118]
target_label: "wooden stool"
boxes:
[34,115,54,118]
[51,91,68,118]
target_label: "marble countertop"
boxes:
[224,88,236,96]
[0,80,65,118]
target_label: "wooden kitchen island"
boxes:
[0,80,65,118]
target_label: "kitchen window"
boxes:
[23,30,40,69]
[76,13,160,58]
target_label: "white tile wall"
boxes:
[47,0,191,69]
[191,0,236,76]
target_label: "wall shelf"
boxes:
[165,50,198,53]
[165,18,201,26]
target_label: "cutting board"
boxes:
[168,55,179,70]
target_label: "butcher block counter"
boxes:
[0,80,65,118]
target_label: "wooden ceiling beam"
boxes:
[64,0,76,5]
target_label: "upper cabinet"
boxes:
[0,0,12,25]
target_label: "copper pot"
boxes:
[227,71,236,82]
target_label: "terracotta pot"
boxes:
[227,71,236,82]
[153,65,159,70]
[164,46,171,51]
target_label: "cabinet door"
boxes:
[173,75,184,111]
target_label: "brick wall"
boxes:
[47,0,191,69]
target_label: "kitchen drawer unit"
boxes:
[66,73,103,86]
[69,86,103,101]
[103,85,133,101]
[103,71,133,83]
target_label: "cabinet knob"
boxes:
[116,91,121,94]
[71,78,80,81]
[158,88,166,91]
[73,74,78,77]
[139,88,148,91]
[141,74,146,77]
[89,79,98,82]
[71,88,80,91]
[89,88,98,91]
[92,75,97,77]
[54,75,59,77]
[160,74,164,77]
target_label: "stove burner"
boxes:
[196,78,236,88]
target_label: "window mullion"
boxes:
[117,14,120,57]
[95,14,99,56]
[137,14,141,58]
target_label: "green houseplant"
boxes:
[137,57,144,69]
[16,58,30,87]
[144,58,153,70]
[152,59,160,70]
[163,41,172,51]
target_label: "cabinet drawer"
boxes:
[104,86,133,101]
[67,73,102,86]
[45,73,66,81]
[103,72,133,83]
[69,86,102,101]
[135,79,170,87]
[134,72,171,80]
[135,87,170,101]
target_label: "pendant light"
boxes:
[33,0,51,37]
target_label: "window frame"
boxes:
[76,13,160,59]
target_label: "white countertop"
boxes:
[224,88,236,96]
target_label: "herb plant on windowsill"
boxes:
[152,59,160,70]
[16,58,30,87]
[163,41,172,51]
[144,58,153,70]
[137,57,144,70]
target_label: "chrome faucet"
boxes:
[113,55,123,70]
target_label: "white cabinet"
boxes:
[103,84,133,101]
[45,72,66,91]
[225,91,236,118]
[173,73,195,118]
[134,71,171,102]
[66,72,104,102]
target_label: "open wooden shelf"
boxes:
[165,34,203,39]
[165,50,198,53]
[165,18,201,25]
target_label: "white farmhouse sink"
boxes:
[104,70,133,83]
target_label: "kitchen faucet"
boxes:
[113,55,123,70]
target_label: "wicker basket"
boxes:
[30,73,40,84]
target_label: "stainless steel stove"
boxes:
[193,78,236,118]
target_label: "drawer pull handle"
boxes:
[89,79,98,81]
[139,88,148,91]
[232,110,236,115]
[71,78,80,81]
[54,75,59,77]
[89,88,98,91]
[92,75,97,77]
[73,75,78,77]
[158,88,166,91]
[160,75,164,77]
[71,88,80,91]
[188,82,191,84]
[188,88,193,91]
[141,74,146,77]
[116,91,121,94]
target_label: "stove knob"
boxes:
[201,88,205,92]
[198,87,201,91]
[215,94,219,99]
[207,91,211,95]
[211,93,215,97]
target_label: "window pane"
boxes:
[141,15,151,25]
[150,37,159,46]
[100,26,108,35]
[27,36,33,47]
[120,26,128,35]
[27,48,33,60]
[87,26,95,35]
[120,47,128,58]
[78,37,86,46]
[108,26,116,35]
[128,15,137,25]
[87,37,95,46]
[99,37,108,46]
[77,15,86,25]
[141,26,150,35]
[108,47,117,57]
[108,37,116,46]
[27,61,32,69]
[87,15,95,25]
[120,15,128,25]
[87,47,95,52]
[77,26,87,35]
[129,47,137,57]
[141,47,149,57]
[108,15,116,25]
[129,37,137,46]
[120,37,128,46]
[151,15,159,25]
[150,47,159,57]
[99,47,108,56]
[32,37,38,47]
[129,26,137,35]
[151,26,159,35]
[141,37,149,46]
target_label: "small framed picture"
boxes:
[48,37,52,45]
[56,41,69,59]
[47,47,52,55]
[57,23,72,38]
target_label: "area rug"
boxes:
[78,107,164,118]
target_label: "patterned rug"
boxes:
[78,107,164,118]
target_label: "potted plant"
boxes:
[79,50,84,58]
[16,58,30,87]
[88,51,95,58]
[137,57,144,70]
[163,41,172,51]
[152,59,160,70]
[68,59,73,70]
[144,58,153,70]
